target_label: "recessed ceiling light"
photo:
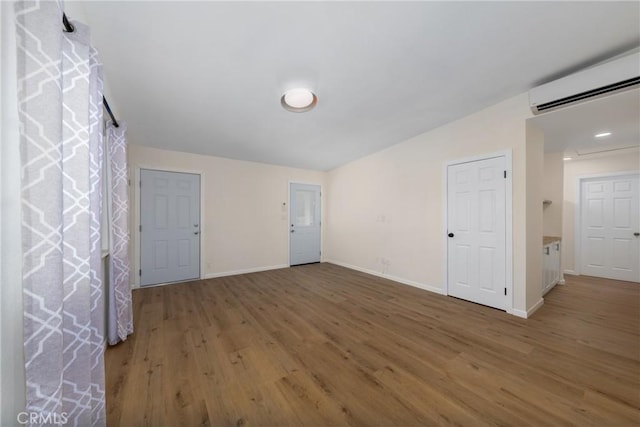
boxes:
[281,88,317,113]
[563,157,573,161]
[594,132,611,138]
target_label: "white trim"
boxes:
[443,149,513,313]
[0,3,5,419]
[527,298,545,317]
[505,151,514,311]
[576,170,640,180]
[508,308,527,318]
[442,161,448,296]
[131,278,201,289]
[444,149,512,167]
[288,181,323,267]
[133,165,205,289]
[204,264,289,279]
[508,298,544,319]
[325,260,446,295]
[564,269,577,276]
[574,170,639,277]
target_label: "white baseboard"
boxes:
[521,298,545,318]
[563,269,577,276]
[131,264,289,289]
[508,298,544,319]
[508,308,527,318]
[528,298,545,317]
[204,264,288,279]
[136,279,194,289]
[324,259,445,295]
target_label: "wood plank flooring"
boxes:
[106,263,640,426]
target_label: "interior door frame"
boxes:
[288,181,323,267]
[574,170,639,277]
[133,165,205,288]
[443,149,513,313]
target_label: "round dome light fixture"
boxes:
[281,88,317,112]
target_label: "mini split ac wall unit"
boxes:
[529,51,640,115]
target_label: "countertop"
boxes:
[543,236,561,246]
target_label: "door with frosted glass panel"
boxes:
[290,183,321,266]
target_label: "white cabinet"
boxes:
[542,240,561,295]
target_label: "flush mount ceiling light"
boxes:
[281,88,317,113]
[594,132,612,138]
[563,157,573,161]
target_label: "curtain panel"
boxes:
[106,122,133,345]
[88,46,107,423]
[14,0,130,424]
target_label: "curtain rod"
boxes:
[63,13,120,128]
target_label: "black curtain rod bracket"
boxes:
[62,13,119,128]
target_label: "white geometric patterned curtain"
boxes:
[88,46,107,425]
[16,1,106,425]
[106,122,133,345]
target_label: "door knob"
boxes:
[634,232,640,237]
[194,231,199,235]
[448,233,454,238]
[291,229,295,233]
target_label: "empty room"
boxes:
[1,1,639,426]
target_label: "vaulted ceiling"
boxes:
[72,1,640,170]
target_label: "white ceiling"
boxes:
[72,1,640,171]
[532,88,640,158]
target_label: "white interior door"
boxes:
[140,169,200,286]
[290,183,321,266]
[447,156,507,310]
[580,174,639,282]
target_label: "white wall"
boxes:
[65,1,120,118]
[525,123,544,314]
[128,145,326,285]
[1,4,4,418]
[542,151,564,237]
[1,1,26,423]
[562,149,640,274]
[325,93,539,314]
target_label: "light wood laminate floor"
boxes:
[106,263,640,426]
